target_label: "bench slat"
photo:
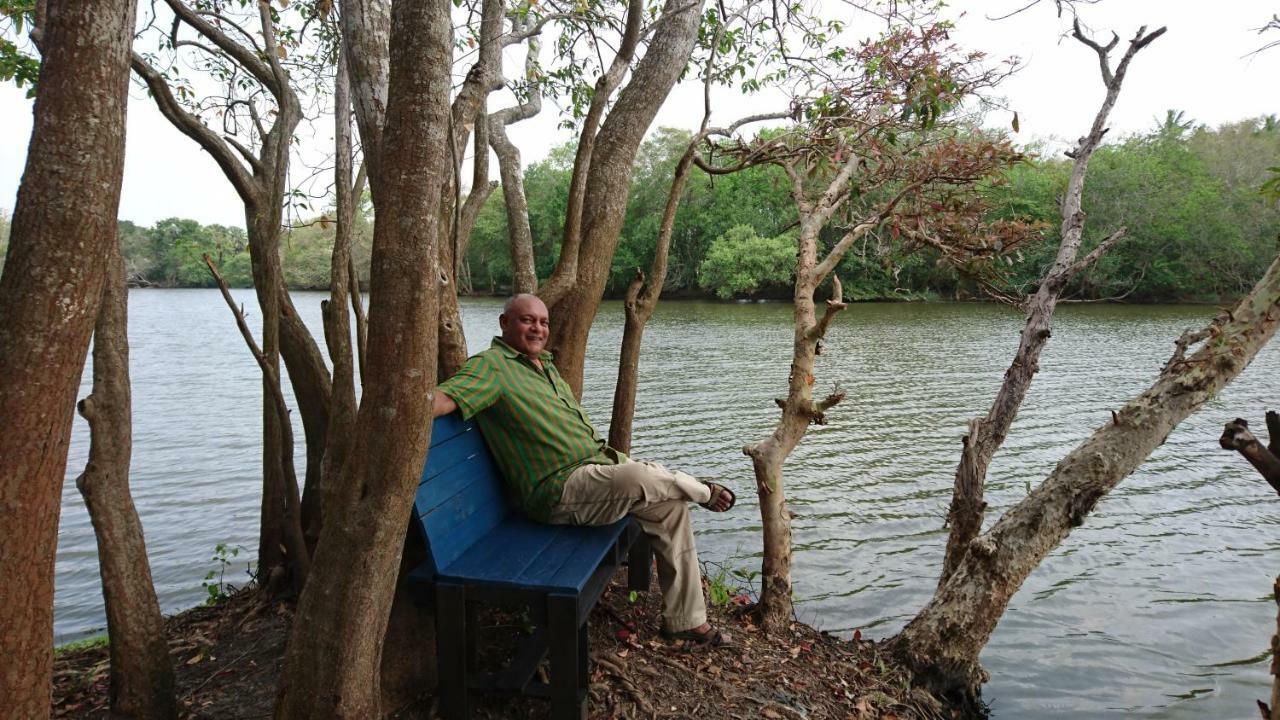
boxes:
[438,516,629,594]
[429,411,476,448]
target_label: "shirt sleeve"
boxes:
[437,354,502,420]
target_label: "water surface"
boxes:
[56,291,1280,718]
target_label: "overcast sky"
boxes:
[2,0,1279,228]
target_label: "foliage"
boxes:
[6,114,1268,303]
[701,558,759,606]
[54,634,108,655]
[201,543,249,605]
[698,225,796,299]
[0,0,38,96]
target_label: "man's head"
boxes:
[499,293,549,358]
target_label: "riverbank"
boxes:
[51,570,943,719]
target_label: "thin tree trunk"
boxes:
[0,1,136,713]
[75,245,176,719]
[488,21,544,295]
[939,22,1163,586]
[274,0,450,714]
[131,2,328,592]
[349,254,368,382]
[607,148,689,452]
[745,225,846,630]
[207,253,311,596]
[314,50,360,550]
[893,251,1280,706]
[537,0,644,309]
[542,0,705,394]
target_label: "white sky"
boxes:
[2,0,1279,228]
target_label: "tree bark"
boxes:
[542,0,704,395]
[608,143,693,453]
[746,226,847,630]
[0,0,135,714]
[313,51,361,551]
[893,252,1280,706]
[939,22,1163,587]
[75,245,176,720]
[1220,418,1280,494]
[274,0,450,715]
[488,23,544,295]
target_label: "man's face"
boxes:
[499,295,550,357]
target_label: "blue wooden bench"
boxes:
[409,412,651,720]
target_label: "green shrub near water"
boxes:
[55,634,108,655]
[698,225,796,299]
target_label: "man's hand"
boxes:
[432,390,458,418]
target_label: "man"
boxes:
[431,293,735,644]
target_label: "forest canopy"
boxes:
[2,114,1273,303]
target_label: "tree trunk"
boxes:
[75,245,176,719]
[745,224,838,630]
[543,0,704,395]
[608,120,709,451]
[274,0,450,715]
[314,51,361,551]
[131,2,332,591]
[939,22,1161,587]
[0,0,135,714]
[246,210,310,597]
[893,252,1280,706]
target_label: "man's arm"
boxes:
[432,390,458,418]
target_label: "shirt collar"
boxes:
[491,336,553,362]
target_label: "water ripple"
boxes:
[53,294,1280,719]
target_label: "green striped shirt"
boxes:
[436,337,624,522]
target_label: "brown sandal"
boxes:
[661,625,733,646]
[698,481,736,512]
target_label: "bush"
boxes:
[698,225,795,299]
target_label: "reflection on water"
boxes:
[57,292,1280,718]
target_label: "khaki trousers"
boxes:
[549,459,712,632]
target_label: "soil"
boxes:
[51,571,945,719]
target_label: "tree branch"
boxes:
[164,0,277,92]
[131,52,259,206]
[1221,418,1280,495]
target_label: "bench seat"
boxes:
[409,412,650,719]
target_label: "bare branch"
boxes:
[1220,418,1280,495]
[805,275,846,342]
[223,134,265,175]
[163,0,277,92]
[131,52,258,205]
[1063,227,1125,278]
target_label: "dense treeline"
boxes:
[3,115,1273,301]
[468,115,1280,302]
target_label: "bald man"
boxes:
[432,294,735,645]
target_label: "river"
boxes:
[55,290,1280,718]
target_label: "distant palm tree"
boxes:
[1153,109,1195,139]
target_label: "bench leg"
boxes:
[628,532,652,592]
[436,582,471,720]
[548,593,586,720]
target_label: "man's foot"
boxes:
[698,481,736,512]
[661,622,732,646]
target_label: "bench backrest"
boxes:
[413,412,512,578]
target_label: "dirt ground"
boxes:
[51,572,947,719]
